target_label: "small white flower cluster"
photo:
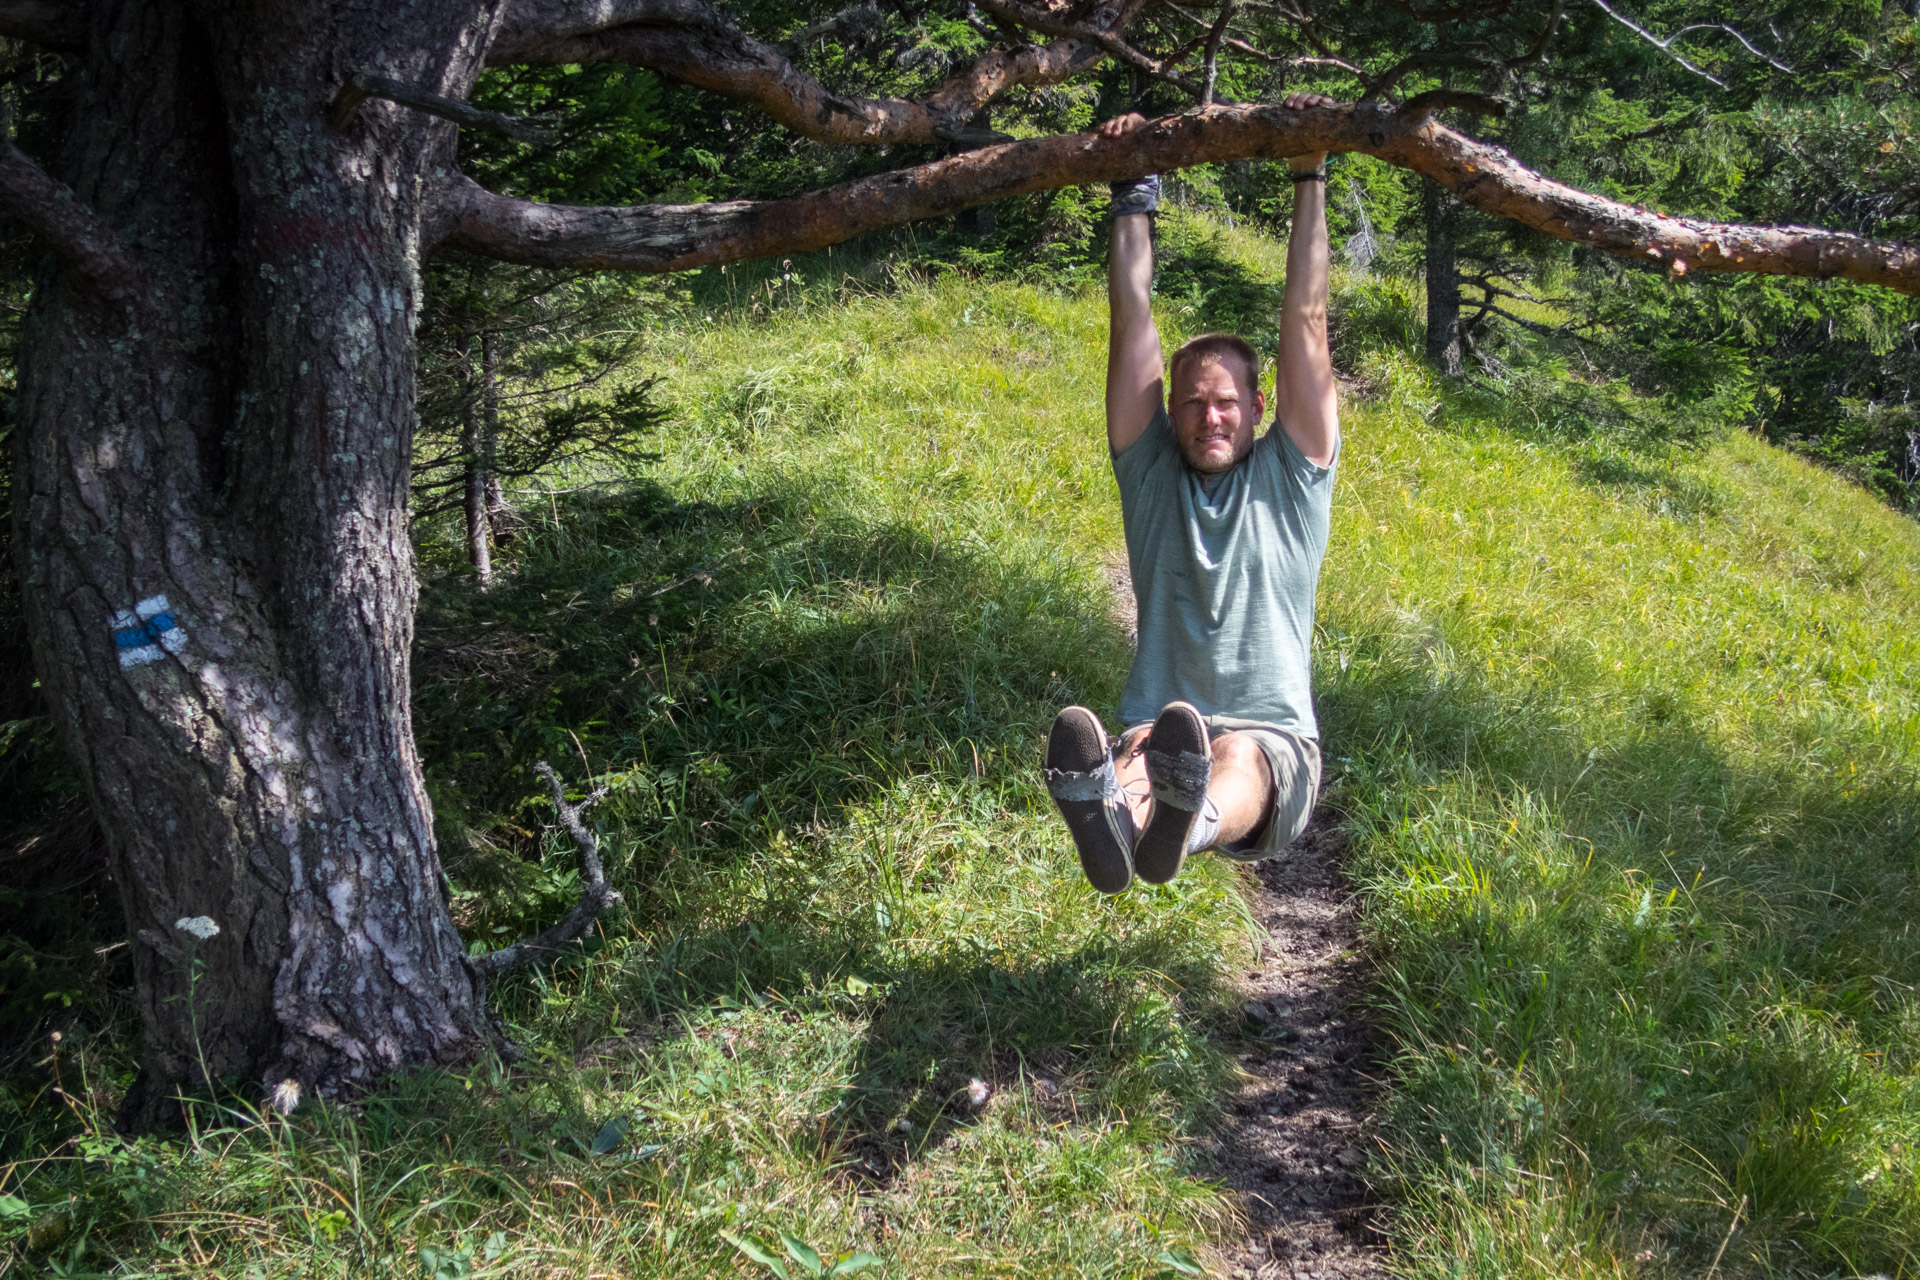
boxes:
[174,916,220,941]
[271,1078,302,1115]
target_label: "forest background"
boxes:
[3,0,1920,1275]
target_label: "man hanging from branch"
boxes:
[1045,94,1341,894]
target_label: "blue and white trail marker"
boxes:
[111,595,186,668]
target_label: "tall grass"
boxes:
[1323,367,1920,1275]
[5,211,1920,1276]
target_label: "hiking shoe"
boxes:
[1044,706,1136,894]
[1133,701,1212,884]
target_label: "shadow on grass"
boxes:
[1313,617,1920,1270]
[823,930,1235,1185]
[1569,449,1724,521]
[414,472,1124,908]
[1153,218,1284,348]
[411,467,1240,1133]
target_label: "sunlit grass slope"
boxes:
[8,212,1920,1279]
[1327,374,1920,1275]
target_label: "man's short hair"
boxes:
[1169,332,1262,395]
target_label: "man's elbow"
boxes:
[1281,297,1329,328]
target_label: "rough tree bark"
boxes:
[8,0,1920,1129]
[1423,177,1464,377]
[16,0,499,1128]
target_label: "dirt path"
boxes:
[1105,561,1385,1278]
[1205,817,1385,1279]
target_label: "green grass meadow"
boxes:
[6,214,1920,1277]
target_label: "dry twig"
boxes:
[471,762,621,977]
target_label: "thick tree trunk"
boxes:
[1423,178,1463,377]
[15,0,498,1126]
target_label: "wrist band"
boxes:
[1291,169,1327,182]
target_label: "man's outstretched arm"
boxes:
[1275,94,1340,468]
[1103,114,1164,455]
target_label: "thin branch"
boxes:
[1479,301,1592,338]
[1158,8,1364,76]
[781,0,883,52]
[0,0,85,49]
[1388,0,1520,20]
[1510,0,1566,68]
[331,72,559,143]
[1399,88,1506,119]
[1363,49,1498,102]
[0,126,148,313]
[1234,43,1365,74]
[1586,0,1791,87]
[1665,21,1793,73]
[1275,4,1372,82]
[1460,320,1511,379]
[1614,105,1708,142]
[469,762,622,978]
[975,0,1203,95]
[431,101,1920,296]
[490,0,1142,145]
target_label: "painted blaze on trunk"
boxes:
[16,1,496,1126]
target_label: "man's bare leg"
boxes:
[1118,728,1275,853]
[1208,733,1276,847]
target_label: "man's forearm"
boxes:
[1110,213,1154,321]
[1275,152,1338,464]
[1283,167,1330,321]
[1107,208,1165,450]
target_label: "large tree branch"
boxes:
[0,0,85,49]
[490,0,1138,146]
[0,130,148,311]
[432,102,1920,295]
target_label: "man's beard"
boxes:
[1180,436,1255,474]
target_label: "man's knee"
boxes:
[1212,732,1272,788]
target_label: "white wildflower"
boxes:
[965,1078,991,1109]
[174,916,220,940]
[271,1078,302,1115]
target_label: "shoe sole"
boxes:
[1133,702,1209,884]
[1046,707,1133,894]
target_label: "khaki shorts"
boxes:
[1118,715,1321,861]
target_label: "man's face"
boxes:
[1170,355,1265,473]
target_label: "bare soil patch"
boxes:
[1205,817,1386,1279]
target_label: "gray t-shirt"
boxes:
[1112,407,1337,737]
